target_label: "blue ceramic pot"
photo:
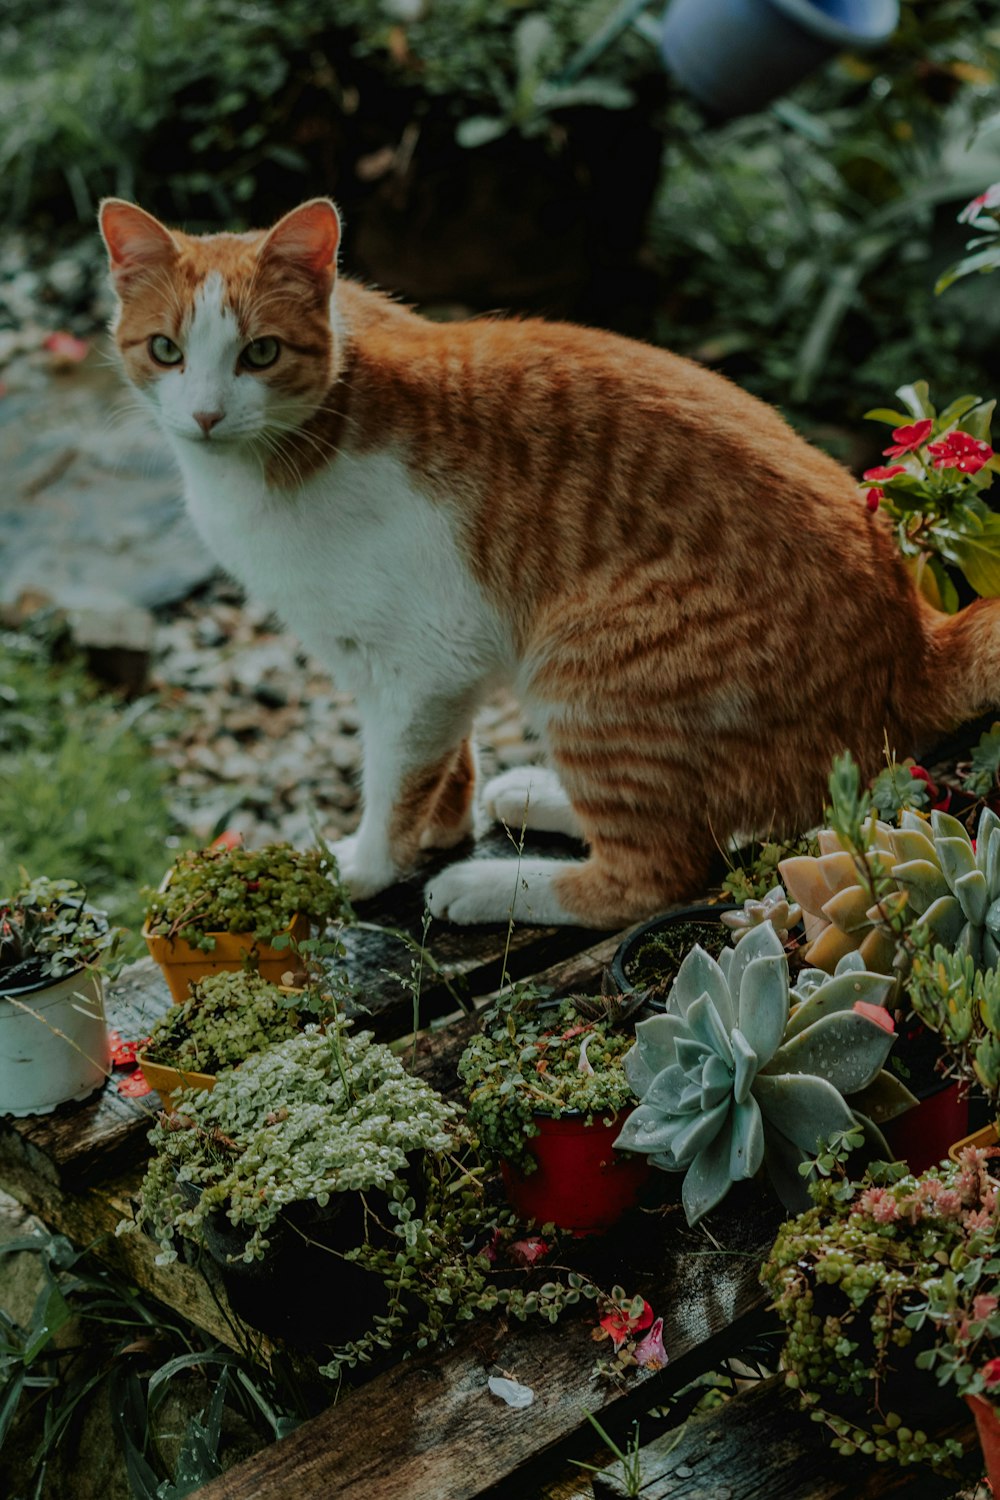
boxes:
[659,0,899,117]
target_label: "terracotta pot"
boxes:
[883,1079,968,1176]
[967,1393,1000,1493]
[143,911,310,1004]
[0,968,109,1117]
[137,1053,216,1115]
[500,1110,650,1235]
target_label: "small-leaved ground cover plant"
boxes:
[143,841,348,951]
[458,991,637,1172]
[141,970,338,1075]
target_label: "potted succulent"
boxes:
[458,992,650,1235]
[136,970,337,1113]
[612,922,916,1224]
[762,1143,1000,1482]
[142,840,347,1003]
[0,876,119,1117]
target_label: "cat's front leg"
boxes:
[329,693,475,900]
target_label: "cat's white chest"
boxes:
[174,445,508,696]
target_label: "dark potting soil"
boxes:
[624,919,731,1004]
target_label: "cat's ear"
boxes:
[99,200,179,281]
[257,199,341,280]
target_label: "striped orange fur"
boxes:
[100,197,1000,927]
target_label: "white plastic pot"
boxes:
[659,0,899,118]
[0,968,110,1117]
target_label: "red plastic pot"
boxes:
[883,1080,968,1176]
[499,1111,650,1235]
[966,1393,1000,1493]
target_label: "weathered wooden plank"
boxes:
[346,828,605,1039]
[591,1374,979,1499]
[188,1188,781,1500]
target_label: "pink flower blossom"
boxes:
[634,1317,668,1370]
[884,419,933,457]
[508,1236,550,1267]
[863,464,907,483]
[959,183,1000,224]
[927,431,994,475]
[973,1295,998,1324]
[856,1186,900,1223]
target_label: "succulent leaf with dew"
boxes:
[613,925,915,1225]
[719,883,802,945]
[891,807,1000,969]
[779,824,903,974]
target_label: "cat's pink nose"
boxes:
[193,410,224,435]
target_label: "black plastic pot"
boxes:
[609,903,739,1004]
[179,1182,397,1351]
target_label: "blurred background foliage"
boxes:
[1,0,999,423]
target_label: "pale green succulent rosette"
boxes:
[613,924,916,1226]
[891,806,1000,970]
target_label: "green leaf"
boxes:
[455,116,510,150]
[895,381,934,420]
[965,399,996,444]
[938,506,1000,597]
[936,395,984,430]
[936,245,1000,295]
[863,407,915,427]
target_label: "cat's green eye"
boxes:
[241,337,280,370]
[149,334,183,367]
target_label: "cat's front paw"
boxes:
[328,834,399,901]
[425,857,575,926]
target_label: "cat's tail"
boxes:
[924,597,1000,729]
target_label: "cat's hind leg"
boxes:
[480,766,583,839]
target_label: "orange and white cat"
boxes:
[99,197,1000,928]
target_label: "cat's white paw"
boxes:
[481,767,582,839]
[328,834,399,900]
[425,857,577,926]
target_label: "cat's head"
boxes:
[99,199,341,452]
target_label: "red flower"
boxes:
[117,1068,152,1098]
[866,489,883,512]
[982,1356,1000,1389]
[863,465,907,483]
[910,765,951,813]
[599,1299,653,1348]
[927,431,994,475]
[884,419,933,458]
[508,1236,550,1267]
